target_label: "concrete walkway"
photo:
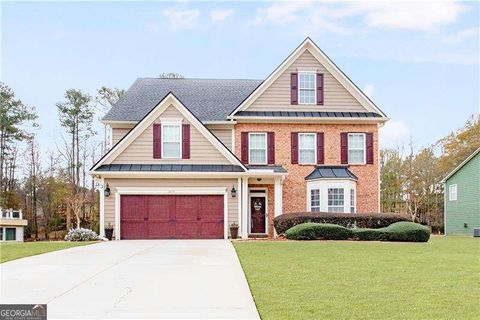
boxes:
[0,240,260,319]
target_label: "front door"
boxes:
[250,196,266,234]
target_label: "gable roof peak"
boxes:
[229,37,388,119]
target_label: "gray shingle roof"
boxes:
[305,166,358,180]
[235,111,382,118]
[96,164,245,172]
[103,78,262,122]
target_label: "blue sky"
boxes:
[2,1,479,162]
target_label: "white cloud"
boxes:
[363,84,375,97]
[254,1,313,25]
[210,9,234,22]
[380,120,410,148]
[162,7,200,30]
[253,1,467,32]
[355,1,466,32]
[443,27,479,44]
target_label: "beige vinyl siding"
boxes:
[112,128,131,145]
[248,49,368,112]
[112,105,231,164]
[209,128,233,150]
[103,178,239,232]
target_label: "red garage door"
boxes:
[120,195,224,239]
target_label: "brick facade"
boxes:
[236,123,379,224]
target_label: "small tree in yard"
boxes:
[65,187,88,228]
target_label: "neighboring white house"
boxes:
[0,208,27,242]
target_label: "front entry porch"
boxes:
[237,168,286,238]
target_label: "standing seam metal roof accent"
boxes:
[305,166,358,180]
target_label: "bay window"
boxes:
[307,180,356,213]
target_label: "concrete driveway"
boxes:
[0,240,259,319]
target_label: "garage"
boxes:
[120,195,224,239]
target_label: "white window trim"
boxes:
[298,133,317,164]
[348,133,366,165]
[161,122,182,159]
[449,184,458,201]
[307,179,356,213]
[298,72,317,105]
[248,132,267,165]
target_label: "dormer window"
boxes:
[298,73,316,104]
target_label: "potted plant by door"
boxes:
[230,222,239,239]
[104,223,114,240]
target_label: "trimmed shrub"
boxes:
[384,222,431,242]
[65,228,99,241]
[274,212,411,235]
[285,223,351,240]
[351,228,388,241]
[351,222,430,242]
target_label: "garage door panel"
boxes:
[200,222,224,239]
[120,194,224,239]
[147,196,175,221]
[174,222,200,239]
[199,196,224,221]
[121,221,147,239]
[121,195,147,220]
[175,196,199,221]
[146,222,173,239]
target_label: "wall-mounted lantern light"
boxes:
[104,184,111,197]
[231,186,237,198]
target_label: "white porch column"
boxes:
[99,178,105,237]
[274,177,283,237]
[241,177,249,239]
[237,177,242,227]
[274,177,283,218]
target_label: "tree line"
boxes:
[380,115,480,232]
[0,82,124,239]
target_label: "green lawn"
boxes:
[0,241,97,263]
[234,236,480,320]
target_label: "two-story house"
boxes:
[90,38,388,240]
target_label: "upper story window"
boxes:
[162,123,182,158]
[298,73,316,104]
[249,133,267,165]
[348,133,366,164]
[299,133,316,164]
[449,184,457,201]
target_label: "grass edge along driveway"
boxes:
[0,241,97,263]
[233,236,480,320]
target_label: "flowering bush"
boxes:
[65,228,100,241]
